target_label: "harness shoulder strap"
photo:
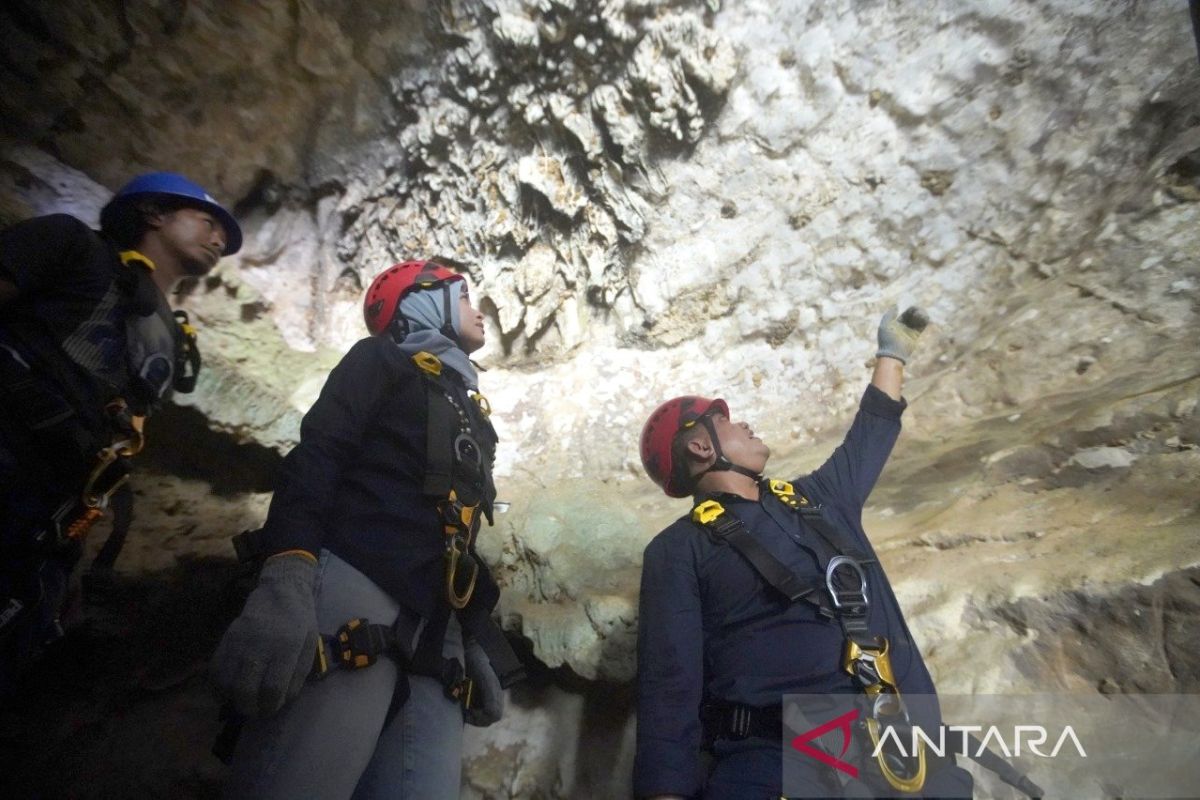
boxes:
[691,500,821,608]
[766,480,876,565]
[416,356,457,498]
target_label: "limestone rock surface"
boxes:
[1,0,1198,797]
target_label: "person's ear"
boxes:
[685,436,714,462]
[141,204,168,232]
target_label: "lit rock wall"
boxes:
[1,0,1198,797]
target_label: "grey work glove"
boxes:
[463,637,504,727]
[211,553,319,718]
[876,306,930,364]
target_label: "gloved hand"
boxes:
[876,306,930,364]
[463,637,504,727]
[211,552,319,718]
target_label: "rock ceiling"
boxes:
[1,1,1197,797]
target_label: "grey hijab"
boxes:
[394,280,478,389]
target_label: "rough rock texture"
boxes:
[337,0,735,355]
[1,0,1198,797]
[0,0,426,201]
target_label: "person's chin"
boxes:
[184,254,218,276]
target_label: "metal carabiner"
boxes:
[81,445,131,510]
[454,432,481,468]
[825,555,869,610]
[870,687,911,724]
[444,539,479,610]
[865,715,928,793]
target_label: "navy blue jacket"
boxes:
[633,385,937,798]
[261,335,492,619]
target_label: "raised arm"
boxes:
[805,307,929,511]
[872,306,928,400]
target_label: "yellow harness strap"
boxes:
[119,249,157,271]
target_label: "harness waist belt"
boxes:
[702,700,783,742]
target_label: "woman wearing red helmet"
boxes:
[213,260,522,799]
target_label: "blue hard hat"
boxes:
[100,172,243,255]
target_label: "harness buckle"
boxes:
[412,351,443,376]
[843,636,899,696]
[441,490,481,537]
[438,657,475,707]
[471,391,492,417]
[335,618,383,669]
[448,677,475,708]
[692,500,725,525]
[727,704,752,741]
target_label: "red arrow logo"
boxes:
[790,708,860,778]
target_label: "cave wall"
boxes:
[1,1,1198,798]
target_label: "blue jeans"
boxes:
[224,550,464,799]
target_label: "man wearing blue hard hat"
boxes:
[0,171,242,692]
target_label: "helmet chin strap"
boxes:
[693,414,762,483]
[439,283,457,341]
[390,283,459,344]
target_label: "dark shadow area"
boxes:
[502,630,637,797]
[0,555,250,799]
[571,631,637,797]
[140,403,282,496]
[987,567,1200,693]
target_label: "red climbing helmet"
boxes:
[363,260,464,337]
[640,395,729,497]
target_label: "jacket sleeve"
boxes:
[634,531,705,799]
[0,214,94,292]
[803,384,907,514]
[260,337,395,556]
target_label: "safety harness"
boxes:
[0,394,143,648]
[692,481,927,793]
[217,350,525,763]
[2,242,200,657]
[411,351,497,610]
[700,483,910,792]
[693,480,1042,798]
[319,351,522,690]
